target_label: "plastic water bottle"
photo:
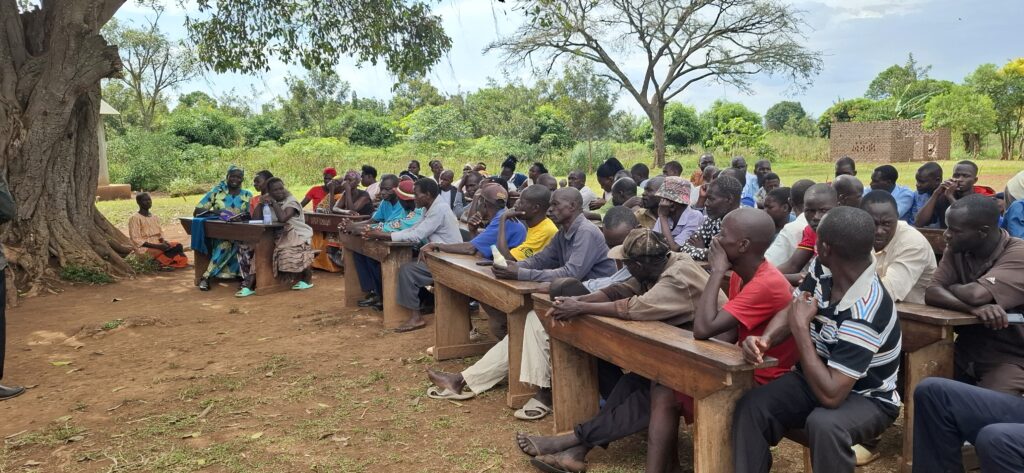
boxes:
[491,245,507,269]
[262,201,272,224]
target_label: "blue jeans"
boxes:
[353,254,381,295]
[913,377,1024,473]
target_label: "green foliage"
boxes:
[701,100,762,141]
[663,103,703,149]
[102,318,126,330]
[924,86,997,135]
[60,264,114,285]
[561,141,617,176]
[817,98,875,137]
[782,116,819,138]
[125,253,160,274]
[401,104,472,143]
[108,129,186,191]
[164,106,240,147]
[347,114,398,147]
[764,101,806,131]
[543,61,616,143]
[239,114,284,146]
[966,61,1024,159]
[178,91,218,109]
[608,111,646,143]
[530,105,574,151]
[464,81,543,142]
[389,76,446,119]
[706,117,766,152]
[865,53,931,100]
[277,70,350,137]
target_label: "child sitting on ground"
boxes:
[128,193,188,270]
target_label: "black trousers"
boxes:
[574,371,650,449]
[732,372,898,473]
[0,271,7,380]
[913,377,1024,473]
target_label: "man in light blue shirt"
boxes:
[910,162,943,227]
[870,165,915,222]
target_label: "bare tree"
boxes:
[488,0,823,166]
[104,7,198,130]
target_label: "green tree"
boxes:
[530,104,574,151]
[464,80,543,141]
[103,10,198,130]
[706,117,765,151]
[818,98,876,137]
[164,106,240,148]
[543,62,616,162]
[923,85,997,157]
[966,61,1024,159]
[701,100,762,141]
[239,114,285,146]
[663,103,702,148]
[177,91,218,109]
[389,76,446,119]
[278,70,350,137]
[0,0,453,290]
[488,0,821,166]
[865,53,931,100]
[402,104,472,143]
[764,101,806,131]
[608,111,646,143]
[782,115,819,138]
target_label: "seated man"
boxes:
[535,173,559,192]
[567,171,597,211]
[861,190,936,304]
[914,160,979,229]
[630,163,650,188]
[765,179,813,266]
[680,174,742,261]
[1002,170,1024,239]
[763,187,793,240]
[910,162,942,227]
[424,189,619,412]
[646,208,799,473]
[662,160,683,177]
[833,174,863,208]
[733,206,901,473]
[925,194,1024,396]
[753,171,781,208]
[391,183,522,333]
[653,177,704,251]
[610,177,640,208]
[834,155,857,178]
[633,176,665,230]
[913,378,1024,473]
[777,183,838,284]
[517,227,727,473]
[437,170,465,218]
[129,192,188,269]
[869,164,914,221]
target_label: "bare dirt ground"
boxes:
[0,225,903,472]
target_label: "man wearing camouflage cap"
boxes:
[653,176,705,251]
[515,228,726,473]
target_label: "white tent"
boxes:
[97,99,119,186]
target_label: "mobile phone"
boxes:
[1008,313,1024,324]
[475,261,493,266]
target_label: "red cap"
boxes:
[323,167,338,178]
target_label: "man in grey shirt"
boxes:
[0,176,22,400]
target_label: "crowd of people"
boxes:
[3,152,1020,473]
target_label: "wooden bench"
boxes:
[303,211,368,234]
[337,232,415,329]
[533,294,776,473]
[895,302,978,473]
[179,217,286,295]
[424,252,546,408]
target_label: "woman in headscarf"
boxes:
[264,177,315,290]
[193,165,253,291]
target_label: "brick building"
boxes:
[829,119,951,163]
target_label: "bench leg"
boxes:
[342,248,361,308]
[379,254,409,330]
[432,284,492,360]
[255,230,287,295]
[901,339,954,473]
[693,379,752,473]
[506,306,537,409]
[550,337,599,434]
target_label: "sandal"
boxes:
[292,281,314,290]
[235,287,255,298]
[426,386,476,401]
[514,397,552,421]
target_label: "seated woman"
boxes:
[264,177,316,290]
[128,193,188,269]
[193,166,253,291]
[236,170,274,297]
[300,167,338,209]
[331,171,373,216]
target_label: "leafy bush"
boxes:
[107,129,186,191]
[239,115,284,146]
[531,105,574,150]
[165,106,240,147]
[401,104,473,143]
[347,114,398,147]
[125,254,159,274]
[558,141,617,175]
[60,264,114,284]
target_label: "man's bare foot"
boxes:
[531,445,589,472]
[515,432,580,457]
[394,315,427,333]
[426,369,466,395]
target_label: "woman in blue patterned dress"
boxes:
[193,166,253,291]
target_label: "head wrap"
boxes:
[323,167,338,178]
[397,180,416,201]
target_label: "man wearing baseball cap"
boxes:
[391,182,527,332]
[653,176,705,251]
[516,228,725,473]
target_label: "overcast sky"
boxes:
[113,0,1023,117]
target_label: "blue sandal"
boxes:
[292,281,314,290]
[235,287,255,297]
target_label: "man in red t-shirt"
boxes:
[300,167,338,209]
[646,208,798,472]
[778,183,837,285]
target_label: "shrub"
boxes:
[107,129,185,191]
[239,115,284,146]
[165,106,240,147]
[401,104,473,143]
[60,264,114,284]
[125,254,159,274]
[559,141,616,175]
[347,115,397,147]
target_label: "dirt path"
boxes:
[0,227,903,472]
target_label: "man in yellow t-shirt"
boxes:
[496,185,558,262]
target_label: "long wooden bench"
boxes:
[895,302,978,473]
[533,294,776,473]
[303,211,368,233]
[179,218,287,295]
[424,252,546,407]
[337,232,414,329]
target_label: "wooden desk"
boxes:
[917,228,946,258]
[424,252,546,408]
[895,302,978,473]
[337,232,414,329]
[303,212,368,234]
[534,294,776,473]
[179,218,286,295]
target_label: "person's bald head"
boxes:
[720,167,746,187]
[731,156,748,172]
[718,208,776,264]
[549,187,583,226]
[602,206,639,248]
[803,183,838,232]
[833,175,864,207]
[611,177,638,206]
[536,173,558,192]
[518,183,552,221]
[945,194,1001,253]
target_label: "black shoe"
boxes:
[371,303,383,312]
[357,293,380,307]
[198,278,210,291]
[0,384,25,401]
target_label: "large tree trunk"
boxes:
[647,103,667,168]
[1,1,133,297]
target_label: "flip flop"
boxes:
[530,457,585,473]
[292,281,314,290]
[514,397,552,421]
[426,386,476,401]
[393,321,426,333]
[235,287,255,297]
[515,433,542,457]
